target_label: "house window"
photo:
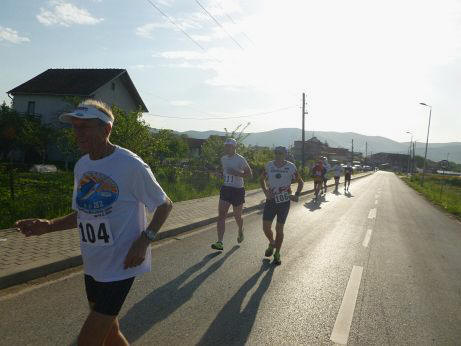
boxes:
[111,82,115,91]
[27,101,35,115]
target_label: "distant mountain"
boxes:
[172,128,461,163]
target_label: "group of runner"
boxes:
[13,99,352,345]
[212,139,303,266]
[311,157,353,198]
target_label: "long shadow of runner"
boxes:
[197,259,274,346]
[121,246,240,343]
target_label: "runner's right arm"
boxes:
[259,169,273,199]
[15,212,78,237]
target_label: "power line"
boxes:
[216,1,256,47]
[145,0,221,62]
[194,0,245,51]
[146,106,297,120]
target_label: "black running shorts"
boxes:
[220,186,245,206]
[84,274,135,316]
[263,199,290,224]
[345,173,351,181]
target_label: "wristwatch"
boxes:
[143,229,157,242]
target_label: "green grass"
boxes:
[402,174,461,218]
[0,169,266,229]
[0,170,74,229]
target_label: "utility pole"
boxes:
[351,139,354,165]
[365,142,368,163]
[301,92,308,172]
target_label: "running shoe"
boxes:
[237,229,244,243]
[273,251,281,265]
[265,243,274,257]
[211,241,223,250]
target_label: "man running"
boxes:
[211,138,252,251]
[260,146,304,265]
[344,163,353,191]
[321,156,331,194]
[312,160,324,199]
[15,100,173,346]
[332,160,342,191]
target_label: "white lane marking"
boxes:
[374,194,379,199]
[368,208,377,219]
[0,238,7,242]
[330,265,364,345]
[375,200,378,205]
[362,229,373,247]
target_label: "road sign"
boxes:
[440,160,449,170]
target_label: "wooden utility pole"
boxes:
[351,139,354,165]
[365,142,368,162]
[301,92,308,172]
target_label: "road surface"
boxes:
[1,171,460,345]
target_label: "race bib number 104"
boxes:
[77,218,114,246]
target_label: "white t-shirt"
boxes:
[333,164,342,177]
[264,161,298,203]
[72,146,167,282]
[221,154,249,188]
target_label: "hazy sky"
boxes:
[1,0,460,143]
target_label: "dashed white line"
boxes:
[362,229,373,247]
[330,265,364,345]
[368,208,377,219]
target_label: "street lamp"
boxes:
[419,102,432,186]
[405,131,413,174]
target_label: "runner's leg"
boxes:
[217,199,231,242]
[274,222,284,252]
[233,204,243,233]
[78,310,128,346]
[262,220,274,245]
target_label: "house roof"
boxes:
[8,68,148,112]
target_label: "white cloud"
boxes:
[170,100,193,106]
[36,1,103,27]
[135,22,172,39]
[0,26,30,44]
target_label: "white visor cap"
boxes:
[59,106,113,125]
[224,138,237,146]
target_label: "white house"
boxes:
[7,68,148,125]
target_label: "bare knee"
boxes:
[78,311,117,346]
[275,224,284,233]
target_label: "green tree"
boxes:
[110,107,158,164]
[56,127,79,170]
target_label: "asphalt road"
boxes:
[1,171,460,345]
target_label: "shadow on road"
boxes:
[344,191,354,198]
[120,246,239,343]
[197,259,274,346]
[304,194,328,211]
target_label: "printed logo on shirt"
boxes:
[76,171,119,214]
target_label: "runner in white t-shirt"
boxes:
[331,160,342,192]
[15,100,172,346]
[211,138,252,250]
[260,146,304,265]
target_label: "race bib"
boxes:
[77,217,114,246]
[224,174,235,184]
[274,191,290,204]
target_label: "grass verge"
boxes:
[401,174,461,219]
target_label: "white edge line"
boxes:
[330,265,364,345]
[362,229,373,247]
[368,208,376,219]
